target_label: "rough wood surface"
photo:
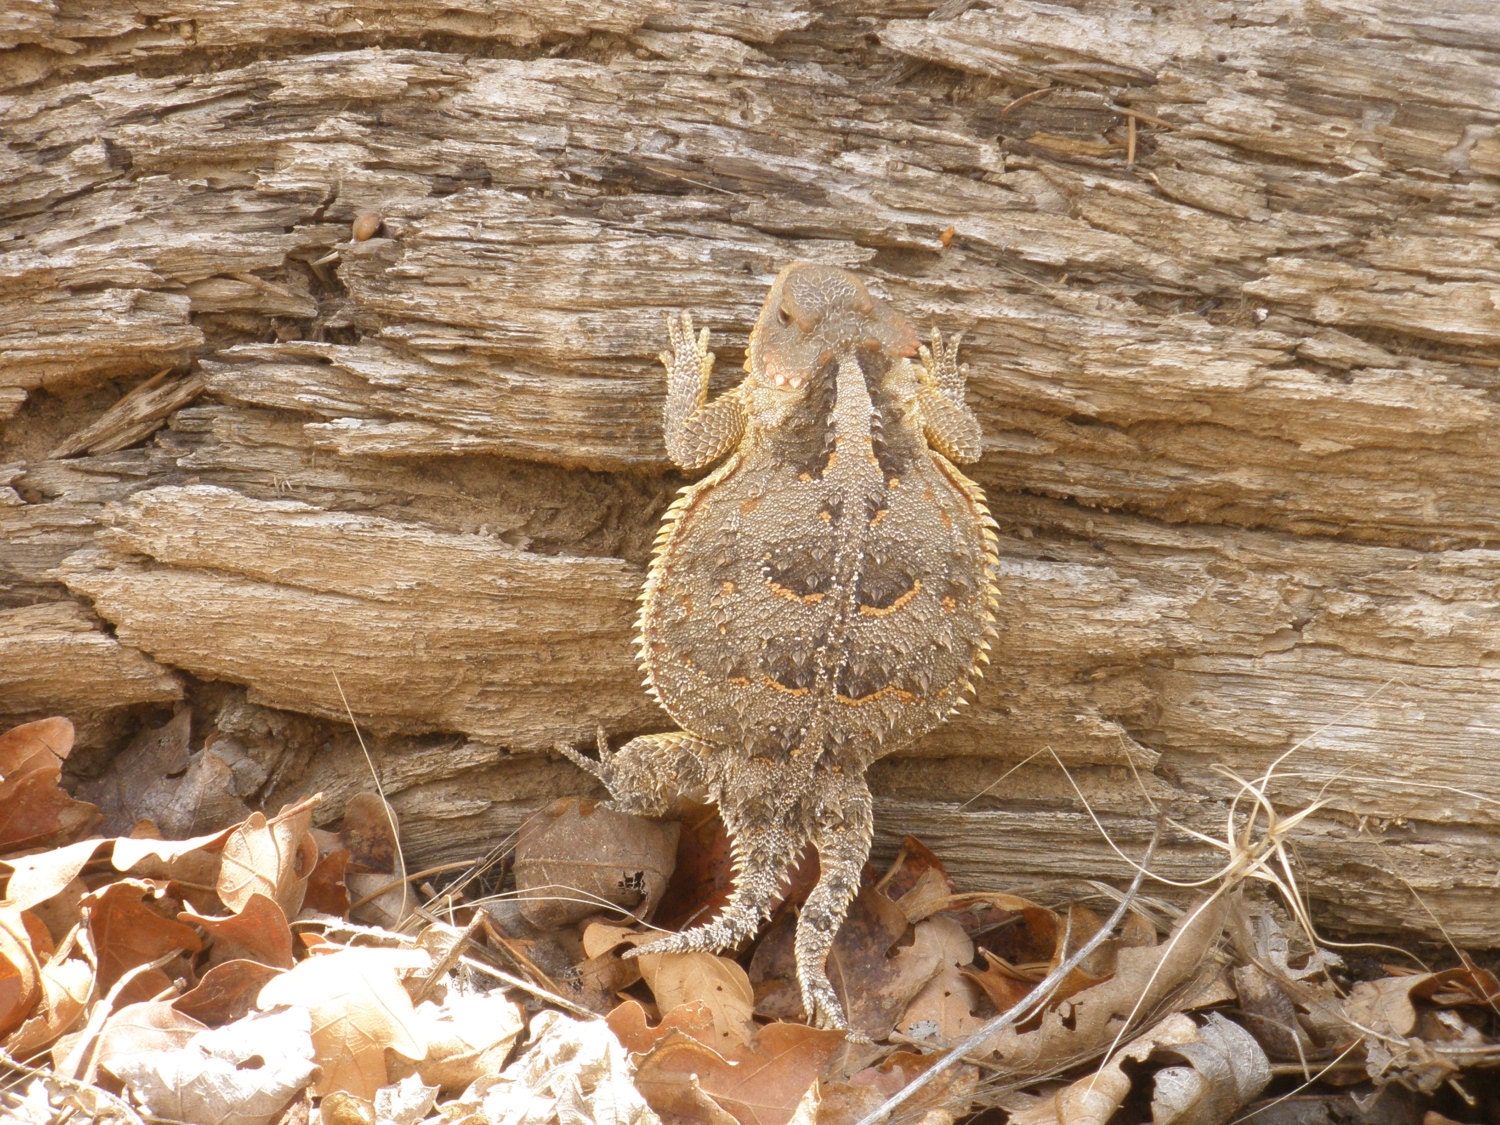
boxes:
[3,0,1499,944]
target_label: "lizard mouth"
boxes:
[767,362,808,390]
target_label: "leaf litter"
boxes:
[0,714,1495,1125]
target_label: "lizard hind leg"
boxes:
[795,772,874,1034]
[557,729,713,818]
[627,784,808,959]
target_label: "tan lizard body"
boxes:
[564,262,999,1031]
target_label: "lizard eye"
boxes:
[776,307,792,326]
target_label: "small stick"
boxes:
[457,953,598,1020]
[1000,86,1054,115]
[1111,105,1175,130]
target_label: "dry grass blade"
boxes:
[332,670,409,928]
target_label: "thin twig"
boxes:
[458,953,598,1020]
[1109,105,1175,129]
[413,914,484,1005]
[1000,86,1054,115]
[854,823,1162,1125]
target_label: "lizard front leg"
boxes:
[916,328,983,463]
[661,310,747,471]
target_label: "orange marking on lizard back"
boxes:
[762,675,810,696]
[836,684,918,706]
[768,582,825,604]
[858,580,921,617]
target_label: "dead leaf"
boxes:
[583,921,653,959]
[83,879,204,1004]
[388,987,525,1092]
[0,904,42,1040]
[980,895,1229,1077]
[218,796,321,919]
[143,742,255,839]
[566,948,646,1015]
[917,890,1064,971]
[1345,975,1426,1039]
[0,771,99,855]
[112,822,235,887]
[1011,1011,1270,1125]
[964,950,1041,1016]
[899,962,987,1045]
[1408,955,1500,1010]
[1148,1012,1271,1125]
[1231,960,1315,1062]
[607,997,719,1053]
[1,838,110,912]
[875,837,954,920]
[897,917,984,1043]
[0,718,97,852]
[1225,897,1347,1061]
[558,921,649,1013]
[181,892,294,969]
[339,793,400,873]
[375,1073,439,1125]
[514,798,679,929]
[633,1020,846,1125]
[174,958,284,1026]
[809,1051,974,1125]
[652,803,737,933]
[957,901,1112,1016]
[3,950,93,1060]
[257,945,428,1100]
[891,867,954,927]
[319,1090,376,1124]
[94,999,208,1081]
[637,951,756,1052]
[450,1009,658,1124]
[304,846,353,917]
[0,717,75,776]
[110,1004,316,1125]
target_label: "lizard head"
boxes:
[744,262,918,395]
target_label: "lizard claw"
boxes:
[555,728,617,791]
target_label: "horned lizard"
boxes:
[563,262,998,1032]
